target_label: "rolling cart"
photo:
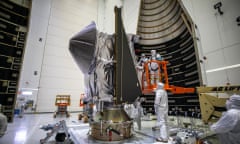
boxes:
[53,95,71,118]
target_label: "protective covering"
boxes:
[156,82,164,90]
[69,7,141,142]
[69,21,97,74]
[69,21,141,103]
[136,53,148,70]
[156,53,163,61]
[226,94,240,110]
[69,22,97,102]
[69,22,114,102]
[94,32,115,102]
[154,82,169,141]
[149,50,159,85]
[210,94,240,144]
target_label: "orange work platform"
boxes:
[55,95,71,106]
[54,95,71,118]
[141,60,195,94]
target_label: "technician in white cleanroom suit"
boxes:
[153,82,169,142]
[149,50,159,85]
[136,53,148,87]
[0,105,7,137]
[136,53,148,70]
[210,94,240,144]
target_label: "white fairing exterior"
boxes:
[182,0,240,86]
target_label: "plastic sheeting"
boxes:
[69,22,115,102]
[94,32,115,102]
[69,21,141,103]
[69,21,96,74]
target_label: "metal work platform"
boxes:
[54,95,71,118]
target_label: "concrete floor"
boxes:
[0,113,219,144]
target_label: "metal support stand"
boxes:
[40,120,74,144]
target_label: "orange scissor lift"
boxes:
[53,95,71,118]
[141,60,195,94]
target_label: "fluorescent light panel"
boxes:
[21,88,39,91]
[206,64,240,73]
[21,91,33,95]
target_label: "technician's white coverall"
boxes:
[149,50,159,85]
[154,82,168,141]
[210,94,240,144]
[0,113,7,137]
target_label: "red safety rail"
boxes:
[79,93,85,107]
